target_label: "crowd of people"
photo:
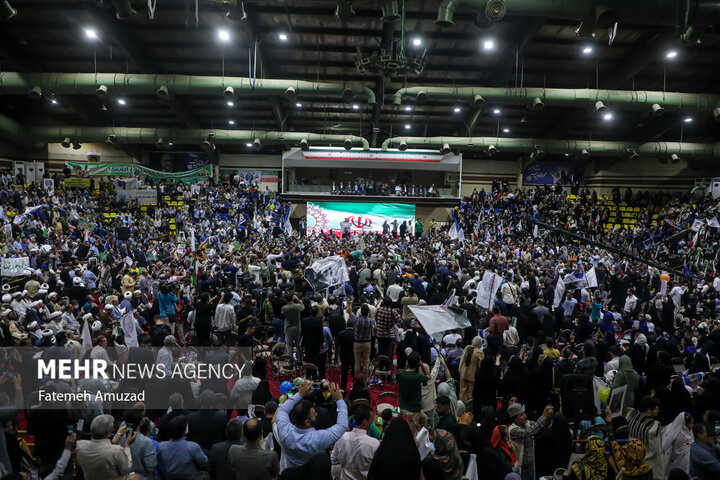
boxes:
[0,167,718,480]
[329,180,442,197]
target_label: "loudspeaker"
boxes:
[560,374,596,420]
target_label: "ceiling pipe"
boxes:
[435,0,715,31]
[0,114,44,150]
[380,135,720,159]
[18,126,370,151]
[381,0,400,21]
[0,72,377,105]
[392,85,720,114]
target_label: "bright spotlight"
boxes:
[483,39,495,51]
[228,120,235,125]
[665,50,677,59]
[454,107,461,113]
[246,143,253,147]
[493,108,501,115]
[352,104,359,110]
[168,142,173,146]
[684,117,693,123]
[404,106,412,112]
[412,37,422,47]
[503,128,510,133]
[218,29,231,43]
[404,124,411,130]
[84,28,98,40]
[227,101,234,107]
[295,103,302,108]
[50,99,58,105]
[278,33,288,41]
[603,112,613,121]
[582,46,593,55]
[117,99,126,106]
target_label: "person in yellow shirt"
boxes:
[541,337,561,361]
[121,267,135,294]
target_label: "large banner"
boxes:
[116,188,157,204]
[523,161,585,186]
[63,177,91,188]
[148,151,212,172]
[65,162,212,182]
[306,202,415,235]
[1,257,29,276]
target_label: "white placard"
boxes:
[1,257,29,276]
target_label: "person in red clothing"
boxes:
[486,306,509,355]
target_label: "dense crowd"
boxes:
[0,168,718,480]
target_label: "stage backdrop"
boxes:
[306,202,415,235]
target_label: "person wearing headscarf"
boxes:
[609,438,653,480]
[473,356,500,418]
[461,425,512,479]
[527,355,554,416]
[367,418,421,480]
[250,379,273,407]
[491,425,518,472]
[437,380,459,418]
[661,412,694,475]
[664,379,693,425]
[422,429,464,480]
[458,336,484,403]
[566,435,608,480]
[535,414,573,477]
[611,356,640,416]
[499,356,530,405]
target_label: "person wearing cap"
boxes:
[508,402,554,480]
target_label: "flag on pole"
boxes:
[190,227,196,252]
[443,289,459,308]
[283,209,293,236]
[553,277,566,308]
[81,317,93,355]
[585,267,598,288]
[533,224,539,238]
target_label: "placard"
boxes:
[1,257,29,276]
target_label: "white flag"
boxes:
[190,227,196,252]
[121,313,138,348]
[449,221,458,240]
[707,217,720,229]
[444,289,459,308]
[476,271,503,309]
[553,277,566,308]
[691,219,704,232]
[284,209,293,236]
[533,224,539,238]
[457,227,465,244]
[81,317,93,355]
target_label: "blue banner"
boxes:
[523,161,585,186]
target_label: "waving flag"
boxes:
[304,256,349,291]
[284,208,293,236]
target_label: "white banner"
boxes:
[237,170,262,184]
[116,188,157,204]
[1,257,29,276]
[408,305,471,335]
[585,267,598,289]
[304,256,350,291]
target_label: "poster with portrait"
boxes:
[148,151,211,173]
[608,385,627,418]
[523,161,585,186]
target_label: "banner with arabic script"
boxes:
[65,162,212,182]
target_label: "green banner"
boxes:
[65,162,212,182]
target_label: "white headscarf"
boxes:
[661,412,694,474]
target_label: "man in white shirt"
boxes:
[386,278,403,304]
[156,335,176,375]
[214,292,236,344]
[330,403,379,480]
[76,414,136,480]
[623,288,638,314]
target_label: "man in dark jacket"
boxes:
[208,418,243,480]
[336,318,355,391]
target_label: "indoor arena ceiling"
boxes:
[1,0,720,157]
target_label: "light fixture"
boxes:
[580,149,590,159]
[398,141,408,151]
[603,112,613,121]
[412,37,422,47]
[404,106,412,112]
[594,100,608,113]
[0,1,18,20]
[503,128,510,133]
[72,142,82,150]
[684,117,693,123]
[228,120,235,125]
[295,103,302,108]
[168,142,173,146]
[50,98,58,105]
[300,138,309,151]
[28,86,42,100]
[246,143,253,147]
[278,33,288,41]
[218,29,231,43]
[352,104,359,110]
[482,39,495,51]
[117,98,127,106]
[441,143,452,154]
[665,50,678,59]
[671,153,681,163]
[582,46,593,55]
[493,108,501,115]
[404,124,411,129]
[651,103,665,117]
[487,145,498,156]
[96,85,108,99]
[227,101,234,107]
[61,137,71,148]
[563,153,570,157]
[530,97,545,111]
[84,28,98,40]
[454,107,461,113]
[253,138,262,149]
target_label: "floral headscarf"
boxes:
[432,429,464,480]
[611,438,652,477]
[570,435,608,480]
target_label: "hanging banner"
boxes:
[148,151,211,172]
[237,170,262,184]
[523,162,585,186]
[63,177,91,188]
[65,162,212,182]
[1,257,29,276]
[116,188,158,204]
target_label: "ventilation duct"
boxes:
[381,0,400,21]
[392,85,720,115]
[380,135,719,160]
[0,72,377,104]
[435,0,719,32]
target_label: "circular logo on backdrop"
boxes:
[348,216,372,229]
[306,203,328,233]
